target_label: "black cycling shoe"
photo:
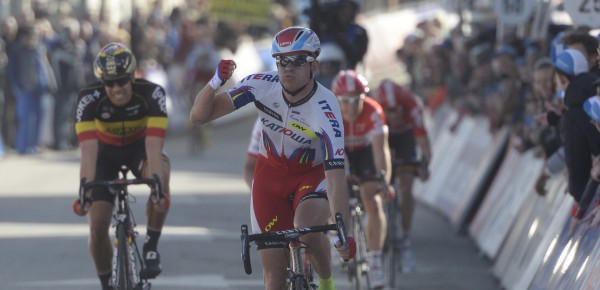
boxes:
[140,251,162,279]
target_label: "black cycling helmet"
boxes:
[93,42,137,79]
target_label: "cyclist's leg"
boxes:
[295,197,332,280]
[143,154,171,228]
[252,156,299,289]
[258,249,289,289]
[397,173,415,238]
[396,171,417,273]
[89,147,119,288]
[129,145,171,278]
[88,201,114,282]
[360,181,386,252]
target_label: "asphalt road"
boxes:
[0,113,500,290]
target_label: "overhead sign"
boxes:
[210,0,271,27]
[443,0,470,12]
[493,0,536,25]
[564,0,600,27]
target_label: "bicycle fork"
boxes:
[287,241,315,289]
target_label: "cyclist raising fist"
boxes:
[190,26,355,290]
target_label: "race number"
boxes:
[493,0,536,25]
[564,0,600,27]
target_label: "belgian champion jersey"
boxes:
[74,79,169,146]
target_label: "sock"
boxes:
[98,271,111,289]
[370,250,382,258]
[143,227,162,253]
[318,275,335,290]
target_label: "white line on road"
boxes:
[0,223,235,239]
[11,274,264,288]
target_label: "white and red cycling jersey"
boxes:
[343,96,388,152]
[246,117,262,157]
[373,82,427,137]
[227,71,346,239]
[229,71,345,171]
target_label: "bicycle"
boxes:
[386,158,425,278]
[73,167,163,290]
[343,176,372,290]
[382,172,399,288]
[240,212,348,290]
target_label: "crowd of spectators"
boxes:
[394,9,600,220]
[0,0,307,157]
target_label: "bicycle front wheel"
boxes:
[351,208,371,290]
[113,223,133,290]
[384,196,398,288]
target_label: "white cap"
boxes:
[553,48,589,77]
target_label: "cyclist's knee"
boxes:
[294,198,329,227]
[89,219,111,241]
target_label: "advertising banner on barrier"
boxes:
[469,144,544,259]
[492,177,570,290]
[436,117,492,219]
[529,187,600,290]
[415,114,476,208]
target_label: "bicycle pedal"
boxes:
[133,281,151,290]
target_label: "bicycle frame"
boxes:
[241,213,347,290]
[80,169,162,290]
[345,177,371,290]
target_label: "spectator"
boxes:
[50,18,86,150]
[561,31,600,74]
[1,16,18,149]
[315,42,346,89]
[487,44,528,132]
[317,0,368,69]
[0,36,6,157]
[7,25,56,154]
[553,48,600,204]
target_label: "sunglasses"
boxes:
[103,77,131,88]
[338,95,364,104]
[275,55,315,67]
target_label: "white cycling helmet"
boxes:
[318,43,346,68]
[272,26,321,57]
[584,95,600,124]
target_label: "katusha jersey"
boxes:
[228,71,345,172]
[343,96,388,152]
[74,79,169,146]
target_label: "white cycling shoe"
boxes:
[400,239,416,273]
[368,251,385,289]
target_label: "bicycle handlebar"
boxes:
[74,174,163,216]
[240,212,347,275]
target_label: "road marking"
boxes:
[11,274,352,288]
[11,274,264,288]
[0,223,235,239]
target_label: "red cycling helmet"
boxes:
[331,70,369,96]
[374,79,410,108]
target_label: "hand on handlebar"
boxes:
[417,161,430,181]
[150,174,169,213]
[73,199,90,216]
[334,236,356,261]
[73,178,92,216]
